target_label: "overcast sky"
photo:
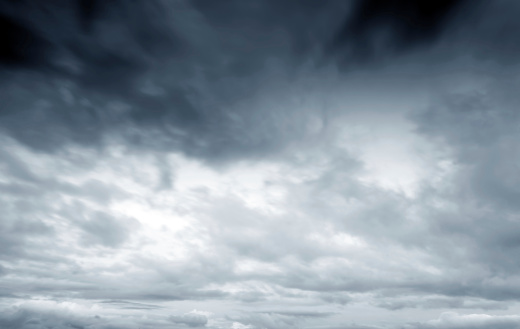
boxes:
[2,1,520,328]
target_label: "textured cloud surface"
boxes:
[2,1,520,328]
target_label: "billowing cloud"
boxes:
[3,1,520,328]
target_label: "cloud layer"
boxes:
[2,1,520,328]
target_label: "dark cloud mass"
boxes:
[0,0,345,161]
[0,12,49,67]
[0,0,509,161]
[3,1,520,328]
[333,0,469,61]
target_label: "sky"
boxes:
[2,0,520,328]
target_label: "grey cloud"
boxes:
[4,119,520,315]
[318,292,353,305]
[169,313,208,327]
[404,312,520,329]
[0,141,133,261]
[229,311,335,329]
[230,290,269,303]
[409,73,520,280]
[98,299,163,310]
[259,311,335,318]
[325,326,383,329]
[75,210,138,248]
[4,1,520,328]
[375,296,509,311]
[0,302,179,329]
[0,307,100,329]
[230,312,302,329]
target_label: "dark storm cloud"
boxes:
[3,0,513,164]
[332,0,469,63]
[0,0,346,162]
[0,11,50,68]
[0,0,180,70]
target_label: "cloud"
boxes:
[3,1,520,328]
[409,73,520,281]
[333,0,469,62]
[0,300,187,329]
[230,312,302,329]
[0,0,345,163]
[0,0,518,168]
[405,312,520,329]
[75,210,139,248]
[170,312,208,327]
[374,296,509,311]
